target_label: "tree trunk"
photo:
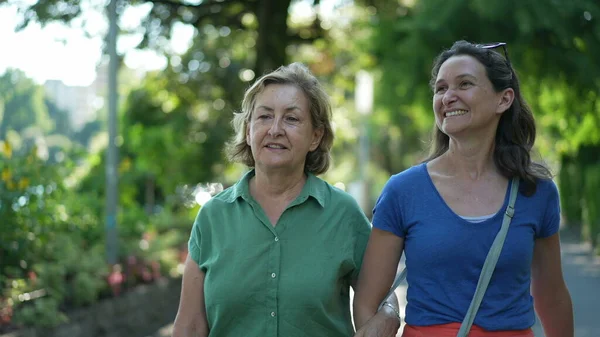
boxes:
[254,0,292,77]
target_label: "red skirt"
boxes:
[402,323,534,337]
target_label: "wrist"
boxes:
[379,301,401,324]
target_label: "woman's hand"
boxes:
[354,302,401,337]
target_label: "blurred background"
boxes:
[0,0,599,336]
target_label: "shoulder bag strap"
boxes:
[456,177,519,336]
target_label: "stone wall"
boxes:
[1,277,182,337]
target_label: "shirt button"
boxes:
[274,237,279,242]
[271,273,276,278]
[271,311,276,317]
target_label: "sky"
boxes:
[0,1,186,86]
[0,0,342,87]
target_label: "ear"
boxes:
[496,88,515,114]
[309,127,324,152]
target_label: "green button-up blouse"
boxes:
[188,170,371,337]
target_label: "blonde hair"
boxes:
[225,62,334,175]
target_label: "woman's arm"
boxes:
[531,233,574,337]
[172,256,209,337]
[353,228,405,330]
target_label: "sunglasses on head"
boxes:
[476,42,512,67]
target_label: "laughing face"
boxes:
[433,55,512,137]
[246,84,323,173]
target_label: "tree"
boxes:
[10,0,326,76]
[6,0,333,201]
[118,24,257,211]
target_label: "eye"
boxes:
[459,81,473,89]
[434,86,447,94]
[257,114,271,120]
[286,116,299,122]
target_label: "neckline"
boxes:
[461,213,496,221]
[420,162,512,225]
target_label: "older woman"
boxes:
[353,41,574,337]
[172,63,399,337]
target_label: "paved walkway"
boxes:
[151,230,600,337]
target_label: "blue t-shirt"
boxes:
[372,163,560,331]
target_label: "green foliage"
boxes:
[558,155,584,229]
[557,145,600,250]
[12,0,82,30]
[0,136,111,327]
[368,0,600,174]
[0,141,69,277]
[582,163,600,249]
[69,245,107,306]
[117,26,256,205]
[143,206,197,277]
[0,131,187,328]
[45,97,72,137]
[9,0,324,77]
[12,298,67,328]
[0,69,54,138]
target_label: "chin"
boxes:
[441,122,470,136]
[441,126,463,136]
[258,161,293,171]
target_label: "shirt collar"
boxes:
[224,169,325,207]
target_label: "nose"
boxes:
[268,117,284,137]
[442,88,457,107]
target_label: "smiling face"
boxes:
[246,84,323,173]
[433,55,513,137]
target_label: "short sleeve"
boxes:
[188,208,205,265]
[537,180,561,238]
[372,179,405,238]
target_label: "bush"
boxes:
[0,140,107,328]
[0,137,197,330]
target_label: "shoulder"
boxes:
[211,184,239,203]
[535,177,558,192]
[382,163,429,194]
[528,178,561,236]
[194,184,240,221]
[519,178,560,217]
[529,178,559,200]
[206,187,234,208]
